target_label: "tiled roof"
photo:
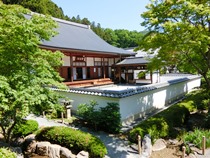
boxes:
[116,57,149,66]
[51,75,200,98]
[25,14,135,56]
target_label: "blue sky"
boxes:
[51,0,150,31]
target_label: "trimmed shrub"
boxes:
[36,126,107,158]
[99,102,121,133]
[77,101,121,134]
[129,103,190,143]
[129,117,169,143]
[13,119,38,137]
[0,148,16,158]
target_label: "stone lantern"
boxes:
[61,99,73,120]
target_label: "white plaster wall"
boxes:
[108,58,114,66]
[62,55,70,66]
[119,78,200,123]
[86,57,94,66]
[57,76,201,124]
[136,80,151,84]
[58,91,119,112]
[152,72,160,83]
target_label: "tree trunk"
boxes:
[202,74,210,91]
[1,121,17,143]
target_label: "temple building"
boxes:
[38,16,136,87]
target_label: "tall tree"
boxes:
[0,2,64,142]
[138,0,210,89]
[104,28,118,46]
[2,0,67,19]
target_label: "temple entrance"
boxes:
[76,67,83,79]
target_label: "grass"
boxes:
[183,128,210,149]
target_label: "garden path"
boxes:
[27,114,140,158]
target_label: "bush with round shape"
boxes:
[35,126,107,158]
[13,119,38,137]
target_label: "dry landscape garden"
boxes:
[1,0,210,158]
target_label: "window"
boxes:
[73,62,86,66]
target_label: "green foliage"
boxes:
[77,101,121,133]
[36,126,107,158]
[0,148,16,158]
[129,101,191,143]
[100,102,121,133]
[129,117,169,143]
[183,128,210,151]
[12,119,38,137]
[0,2,65,143]
[137,71,146,79]
[138,0,210,90]
[2,0,68,20]
[184,89,210,110]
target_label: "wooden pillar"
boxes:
[103,57,105,78]
[114,58,116,80]
[119,66,121,83]
[70,55,73,82]
[125,67,128,84]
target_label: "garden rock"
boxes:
[76,151,89,158]
[25,134,36,141]
[188,153,197,158]
[140,134,152,158]
[36,141,51,156]
[24,134,37,154]
[12,137,25,146]
[190,146,200,154]
[169,139,178,145]
[60,147,76,158]
[152,139,166,151]
[25,140,37,154]
[48,144,61,158]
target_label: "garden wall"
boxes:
[54,75,201,124]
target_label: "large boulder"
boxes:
[26,141,77,158]
[60,147,76,158]
[76,151,89,158]
[36,141,51,156]
[48,144,61,158]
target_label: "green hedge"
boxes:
[35,126,107,158]
[0,148,16,158]
[13,119,38,137]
